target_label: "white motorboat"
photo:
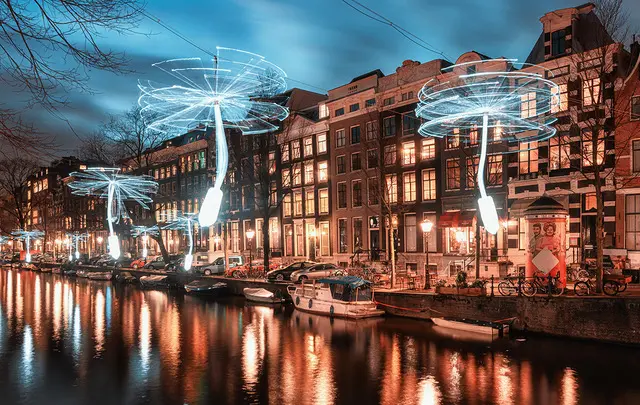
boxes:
[287,276,384,319]
[243,287,283,304]
[431,317,509,337]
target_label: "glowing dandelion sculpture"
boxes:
[12,230,45,263]
[416,59,559,234]
[138,47,289,227]
[162,213,197,271]
[131,225,160,259]
[68,168,158,259]
[68,233,88,261]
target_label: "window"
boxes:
[551,84,568,113]
[466,156,478,188]
[268,152,276,174]
[368,178,379,205]
[319,104,329,119]
[493,121,503,141]
[384,144,397,165]
[521,92,536,118]
[351,126,361,144]
[285,224,293,256]
[582,129,605,167]
[336,155,346,174]
[283,193,292,217]
[292,141,301,159]
[366,121,377,140]
[519,141,538,174]
[339,219,348,253]
[385,174,397,204]
[469,124,478,145]
[242,185,250,210]
[294,190,303,216]
[351,153,361,171]
[317,133,327,154]
[335,107,344,117]
[349,103,359,112]
[632,96,640,121]
[401,91,414,101]
[270,181,277,205]
[282,168,291,187]
[383,117,396,137]
[583,78,600,106]
[403,172,416,202]
[404,214,417,252]
[550,137,570,170]
[353,218,363,252]
[402,141,415,165]
[633,140,640,173]
[585,193,597,211]
[319,189,329,214]
[488,155,503,186]
[304,161,314,184]
[626,195,640,250]
[231,222,240,253]
[422,138,435,160]
[422,169,436,200]
[383,96,395,106]
[402,112,417,135]
[352,180,363,207]
[318,161,328,181]
[320,222,330,256]
[304,137,313,156]
[337,182,347,209]
[446,159,461,189]
[281,143,290,162]
[367,149,378,169]
[336,129,346,147]
[551,29,565,56]
[295,224,304,256]
[448,128,460,149]
[365,98,376,107]
[293,164,302,185]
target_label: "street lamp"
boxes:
[421,219,434,290]
[246,229,255,272]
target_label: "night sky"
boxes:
[4,0,640,159]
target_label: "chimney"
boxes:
[630,34,640,68]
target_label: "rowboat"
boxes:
[243,287,284,304]
[139,275,170,289]
[87,271,112,281]
[185,279,228,296]
[431,317,509,337]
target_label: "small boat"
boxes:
[115,271,137,283]
[185,279,227,296]
[431,317,509,337]
[243,287,284,304]
[52,267,63,274]
[139,275,170,289]
[288,276,384,319]
[76,270,89,278]
[63,268,77,276]
[87,271,112,281]
[40,266,52,273]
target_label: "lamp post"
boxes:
[390,215,398,288]
[246,229,255,272]
[421,219,434,289]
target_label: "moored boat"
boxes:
[287,276,384,319]
[139,275,170,289]
[243,287,283,304]
[76,270,89,278]
[431,317,509,337]
[185,279,227,296]
[115,271,137,283]
[87,271,112,281]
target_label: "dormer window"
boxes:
[551,29,566,56]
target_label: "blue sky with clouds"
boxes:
[8,0,640,156]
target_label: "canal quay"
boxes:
[2,266,640,405]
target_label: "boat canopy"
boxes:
[317,276,371,289]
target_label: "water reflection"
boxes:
[0,268,639,405]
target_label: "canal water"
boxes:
[0,269,639,405]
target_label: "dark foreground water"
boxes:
[1,269,639,405]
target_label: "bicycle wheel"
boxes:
[603,281,619,296]
[550,284,564,297]
[618,283,628,293]
[574,281,590,296]
[498,281,515,296]
[521,281,537,297]
[577,269,590,281]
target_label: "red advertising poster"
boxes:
[525,217,566,287]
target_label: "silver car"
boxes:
[290,263,346,282]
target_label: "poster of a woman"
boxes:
[526,218,566,287]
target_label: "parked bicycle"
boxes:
[521,273,564,297]
[497,276,528,296]
[574,277,620,296]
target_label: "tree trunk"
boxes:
[153,234,170,263]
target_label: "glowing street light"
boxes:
[421,219,434,289]
[138,48,289,227]
[12,230,45,263]
[246,229,255,271]
[131,225,160,259]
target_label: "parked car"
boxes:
[144,254,182,270]
[164,255,186,272]
[130,257,152,269]
[90,254,111,266]
[267,261,317,282]
[97,256,134,268]
[226,260,280,278]
[197,255,244,276]
[290,263,347,282]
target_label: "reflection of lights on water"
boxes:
[140,301,151,373]
[6,271,13,327]
[16,272,23,325]
[561,367,579,405]
[72,304,81,361]
[105,287,112,331]
[34,276,41,336]
[449,352,461,401]
[22,324,34,381]
[95,290,105,354]
[53,281,62,340]
[242,324,259,387]
[418,375,442,405]
[496,356,513,405]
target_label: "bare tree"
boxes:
[76,131,123,166]
[0,157,40,233]
[0,109,56,158]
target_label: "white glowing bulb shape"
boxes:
[12,230,44,263]
[131,225,159,260]
[138,48,289,226]
[67,233,88,261]
[416,59,559,234]
[68,168,158,259]
[161,213,197,271]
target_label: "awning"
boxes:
[318,276,371,289]
[440,211,475,228]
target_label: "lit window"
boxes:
[281,143,290,162]
[317,133,327,154]
[294,191,303,216]
[283,193,292,217]
[385,174,397,204]
[582,129,605,167]
[404,215,417,252]
[583,78,600,107]
[293,164,302,185]
[403,172,416,202]
[550,137,570,170]
[487,155,503,186]
[521,92,536,118]
[338,219,348,253]
[319,189,329,214]
[446,159,461,189]
[304,161,314,184]
[268,152,276,174]
[421,138,435,160]
[336,129,346,147]
[319,104,329,119]
[318,161,328,181]
[384,144,397,165]
[422,169,436,200]
[448,128,460,149]
[402,141,415,165]
[466,157,479,188]
[292,141,301,159]
[519,141,539,174]
[551,84,568,113]
[303,137,313,156]
[469,124,478,145]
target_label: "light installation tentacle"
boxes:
[161,213,197,270]
[68,233,88,260]
[68,168,158,259]
[131,225,160,259]
[12,230,44,263]
[416,59,559,234]
[138,47,289,227]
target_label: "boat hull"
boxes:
[291,295,384,319]
[432,317,508,337]
[243,288,283,304]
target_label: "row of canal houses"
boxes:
[20,3,640,279]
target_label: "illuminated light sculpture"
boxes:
[161,213,197,271]
[131,225,160,259]
[416,59,559,234]
[68,168,158,259]
[68,233,88,261]
[138,47,289,227]
[12,230,45,263]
